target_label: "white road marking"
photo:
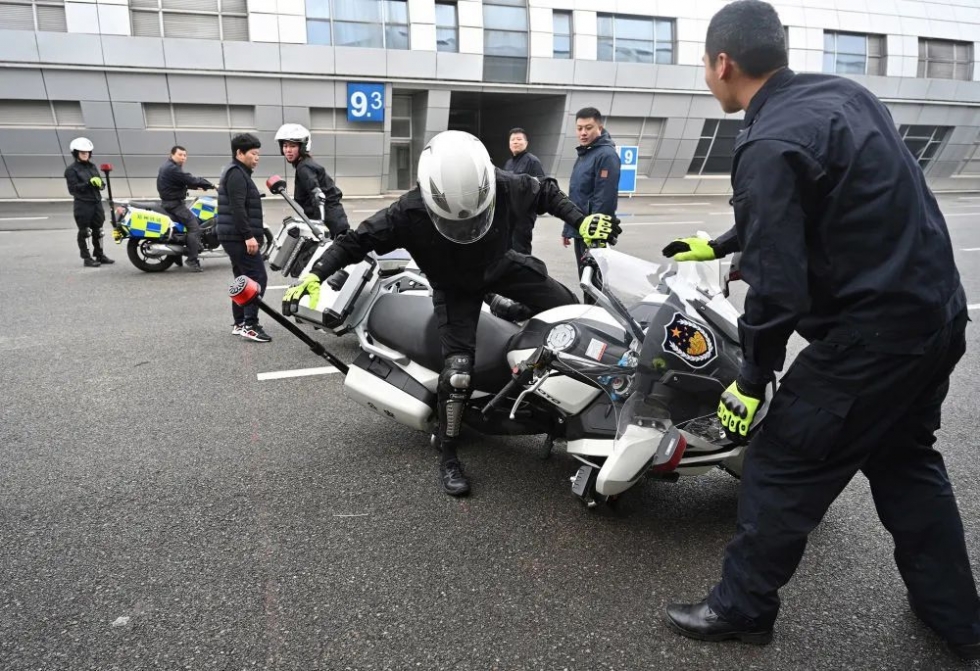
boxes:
[962,248,980,252]
[265,284,290,290]
[958,197,980,201]
[257,366,339,381]
[624,221,705,227]
[969,304,980,311]
[945,212,980,217]
[333,513,370,518]
[644,202,710,207]
[353,208,384,213]
[708,212,734,215]
[0,216,48,221]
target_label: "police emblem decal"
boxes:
[662,313,717,369]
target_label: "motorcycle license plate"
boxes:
[571,465,596,497]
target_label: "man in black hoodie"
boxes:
[64,137,113,268]
[216,133,269,342]
[503,127,546,253]
[274,123,350,239]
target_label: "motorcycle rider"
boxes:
[64,137,113,268]
[282,130,621,497]
[275,123,350,239]
[157,145,215,272]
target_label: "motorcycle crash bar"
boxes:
[228,275,349,375]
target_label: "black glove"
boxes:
[201,181,216,190]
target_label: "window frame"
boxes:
[596,13,675,65]
[823,31,886,76]
[917,38,974,81]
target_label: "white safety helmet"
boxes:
[69,137,94,158]
[417,130,496,245]
[275,123,312,155]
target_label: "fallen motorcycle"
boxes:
[100,163,273,272]
[231,239,771,508]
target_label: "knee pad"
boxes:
[93,226,104,241]
[439,354,473,395]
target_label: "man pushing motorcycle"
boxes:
[283,130,621,497]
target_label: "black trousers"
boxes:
[73,200,105,259]
[511,216,536,255]
[432,251,577,358]
[163,200,200,263]
[221,240,268,327]
[708,312,980,645]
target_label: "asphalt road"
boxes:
[2,193,980,670]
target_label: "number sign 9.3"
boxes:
[347,83,385,123]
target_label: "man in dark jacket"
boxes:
[503,127,546,253]
[565,108,620,279]
[282,131,620,497]
[217,133,269,342]
[64,137,113,267]
[662,1,980,661]
[275,123,349,239]
[157,145,215,272]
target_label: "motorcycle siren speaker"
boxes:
[100,163,114,173]
[266,174,287,195]
[230,275,261,306]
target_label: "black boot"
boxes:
[83,257,101,268]
[440,459,470,497]
[665,600,773,645]
[94,253,114,264]
[908,592,980,660]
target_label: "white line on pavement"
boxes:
[969,304,980,311]
[625,221,705,227]
[962,248,980,252]
[958,197,980,201]
[708,212,734,215]
[0,216,48,221]
[353,208,383,213]
[266,285,289,290]
[257,366,339,381]
[946,212,980,217]
[644,202,710,207]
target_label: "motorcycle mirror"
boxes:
[266,175,288,195]
[100,163,113,173]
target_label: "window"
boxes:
[0,100,81,127]
[307,0,408,49]
[823,32,885,76]
[435,2,457,53]
[899,125,951,171]
[603,116,664,175]
[483,1,528,83]
[389,95,413,190]
[309,107,382,132]
[144,103,255,129]
[131,0,247,40]
[918,39,974,80]
[597,14,673,64]
[0,0,66,31]
[553,10,571,59]
[688,119,742,176]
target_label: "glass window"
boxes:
[0,0,67,32]
[899,125,951,170]
[483,4,527,31]
[823,32,885,76]
[553,10,571,59]
[688,119,742,176]
[596,13,673,64]
[483,1,528,83]
[307,18,331,45]
[305,0,328,19]
[435,2,457,52]
[333,21,383,48]
[918,39,974,80]
[332,0,380,22]
[131,0,247,40]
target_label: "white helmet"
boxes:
[417,130,496,245]
[275,123,312,155]
[69,137,94,155]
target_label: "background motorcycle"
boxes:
[101,163,273,272]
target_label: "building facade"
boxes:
[0,0,978,199]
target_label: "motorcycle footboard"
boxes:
[344,352,436,432]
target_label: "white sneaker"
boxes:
[232,323,244,336]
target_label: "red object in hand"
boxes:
[100,163,114,173]
[230,276,261,306]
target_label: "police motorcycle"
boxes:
[263,233,769,508]
[100,163,274,272]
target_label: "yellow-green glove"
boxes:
[282,273,321,316]
[717,380,763,443]
[89,176,104,190]
[578,214,622,247]
[662,237,716,262]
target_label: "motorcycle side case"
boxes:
[270,218,319,276]
[344,352,436,432]
[295,257,376,331]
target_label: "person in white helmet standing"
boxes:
[282,130,620,497]
[275,123,350,239]
[64,137,113,267]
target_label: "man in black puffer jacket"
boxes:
[217,133,269,342]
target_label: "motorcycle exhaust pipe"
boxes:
[229,276,349,375]
[145,243,184,257]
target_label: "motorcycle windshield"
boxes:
[589,248,664,311]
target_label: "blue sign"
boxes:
[618,145,638,193]
[347,83,385,123]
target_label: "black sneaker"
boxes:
[187,261,203,273]
[440,460,470,497]
[83,258,101,268]
[240,324,271,342]
[95,254,115,264]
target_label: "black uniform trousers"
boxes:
[221,240,268,327]
[709,311,980,646]
[433,251,577,358]
[73,200,105,259]
[162,200,201,263]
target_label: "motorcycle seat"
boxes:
[128,201,172,217]
[367,293,519,392]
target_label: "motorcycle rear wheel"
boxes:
[127,238,177,272]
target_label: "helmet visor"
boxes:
[429,198,495,245]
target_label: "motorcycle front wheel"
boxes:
[127,239,177,272]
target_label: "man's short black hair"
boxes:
[231,133,261,158]
[170,145,186,155]
[575,107,604,124]
[509,127,528,141]
[706,0,787,77]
